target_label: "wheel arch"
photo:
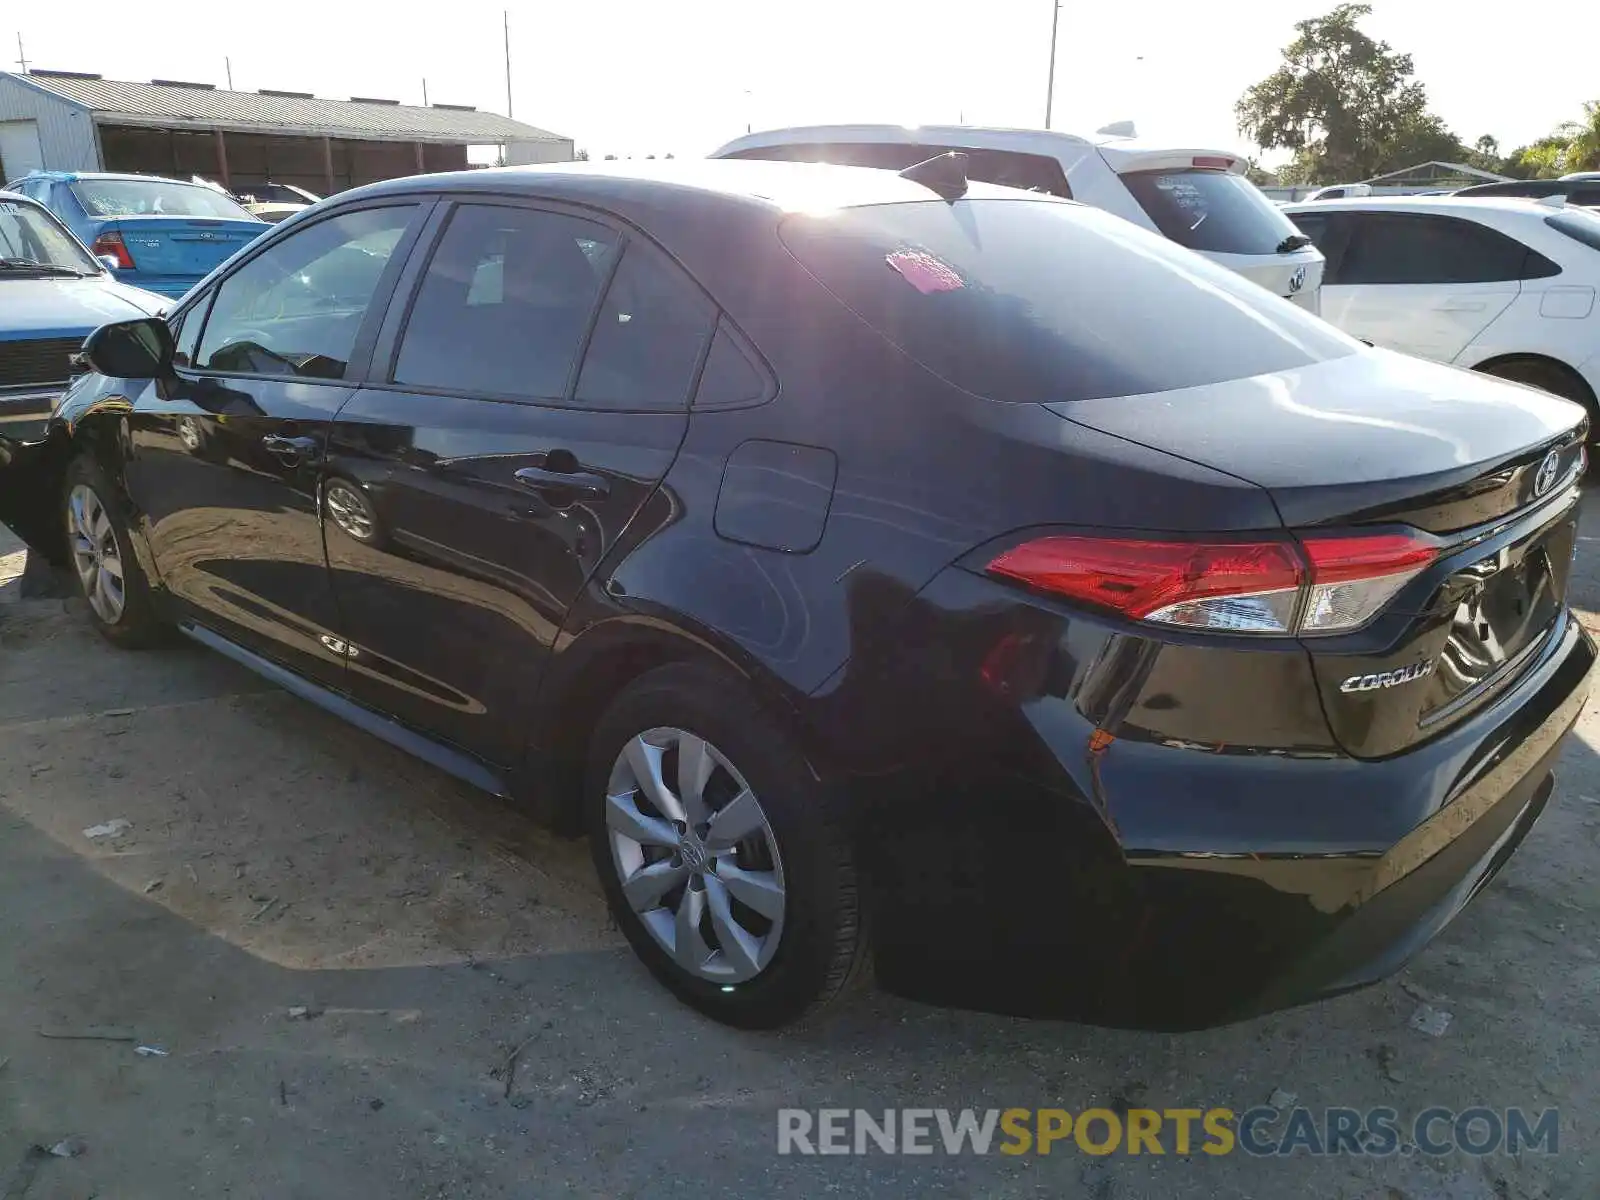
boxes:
[517,614,830,835]
[1470,352,1599,413]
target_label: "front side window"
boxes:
[394,204,618,400]
[1120,168,1303,254]
[1338,214,1529,285]
[195,205,416,379]
[0,197,98,272]
[71,178,257,221]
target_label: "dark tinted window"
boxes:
[1546,209,1600,252]
[781,198,1356,405]
[196,205,414,379]
[170,293,212,368]
[394,205,618,399]
[1339,214,1530,284]
[1120,169,1302,254]
[573,244,715,410]
[1287,211,1331,247]
[728,142,1071,197]
[694,324,769,409]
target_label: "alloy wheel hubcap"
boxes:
[66,484,125,625]
[325,482,375,541]
[605,727,786,984]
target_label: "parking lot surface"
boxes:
[2,500,1600,1199]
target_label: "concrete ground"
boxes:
[3,494,1600,1200]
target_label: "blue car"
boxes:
[4,171,267,300]
[0,189,166,436]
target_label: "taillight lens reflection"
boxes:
[986,530,1437,636]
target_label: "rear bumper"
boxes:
[825,570,1595,1029]
[112,272,197,301]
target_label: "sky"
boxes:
[9,1,1598,165]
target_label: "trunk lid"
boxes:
[1051,348,1588,757]
[96,216,264,276]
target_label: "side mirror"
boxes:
[81,317,176,380]
[97,254,122,273]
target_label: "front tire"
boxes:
[63,455,166,648]
[585,663,867,1028]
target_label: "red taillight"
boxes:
[986,531,1437,636]
[1191,156,1235,170]
[1297,531,1438,633]
[91,230,134,270]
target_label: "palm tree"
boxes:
[1558,101,1600,173]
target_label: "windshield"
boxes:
[0,197,97,272]
[1120,168,1305,255]
[71,178,257,221]
[780,197,1356,405]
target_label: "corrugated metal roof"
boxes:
[5,72,566,145]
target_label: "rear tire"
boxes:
[62,455,167,649]
[585,662,867,1028]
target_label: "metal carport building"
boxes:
[0,70,573,195]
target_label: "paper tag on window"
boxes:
[886,250,964,294]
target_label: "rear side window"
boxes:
[780,198,1357,405]
[1546,209,1600,251]
[573,243,715,411]
[1119,169,1302,254]
[394,204,618,400]
[728,142,1072,197]
[1338,214,1531,284]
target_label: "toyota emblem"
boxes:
[1534,449,1561,498]
[1287,266,1306,294]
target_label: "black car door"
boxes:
[321,197,716,766]
[125,200,428,685]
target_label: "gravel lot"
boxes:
[3,494,1600,1199]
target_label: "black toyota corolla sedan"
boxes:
[0,158,1592,1030]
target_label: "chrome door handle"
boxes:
[514,465,609,501]
[261,434,321,465]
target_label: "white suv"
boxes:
[711,125,1325,312]
[1284,196,1600,428]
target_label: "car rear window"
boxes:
[1119,168,1304,255]
[1545,209,1600,251]
[779,197,1356,405]
[71,179,256,221]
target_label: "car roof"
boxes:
[346,157,1066,212]
[0,187,43,205]
[1283,195,1565,220]
[713,124,1099,156]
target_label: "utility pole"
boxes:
[15,33,29,74]
[1044,1,1060,129]
[225,56,233,89]
[503,10,513,118]
[422,77,429,106]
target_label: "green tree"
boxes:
[1236,3,1462,184]
[1555,100,1600,172]
[1503,135,1572,179]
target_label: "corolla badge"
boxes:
[1340,661,1435,693]
[1287,266,1307,293]
[1534,449,1561,498]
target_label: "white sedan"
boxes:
[1283,196,1600,429]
